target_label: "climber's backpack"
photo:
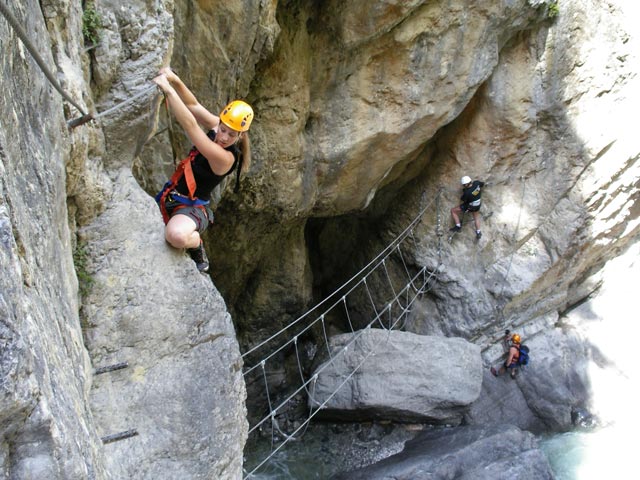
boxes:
[517,345,530,366]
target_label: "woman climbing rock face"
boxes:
[153,67,253,273]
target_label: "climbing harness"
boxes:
[155,150,210,224]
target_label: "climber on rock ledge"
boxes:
[449,175,485,239]
[491,332,524,379]
[153,67,253,273]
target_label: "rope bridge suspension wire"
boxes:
[243,191,444,478]
[243,264,437,478]
[244,264,434,438]
[242,189,443,367]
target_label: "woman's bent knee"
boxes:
[165,214,199,249]
[165,228,190,249]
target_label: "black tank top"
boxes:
[175,130,239,199]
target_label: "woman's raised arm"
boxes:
[159,67,220,131]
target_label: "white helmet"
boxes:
[461,176,472,185]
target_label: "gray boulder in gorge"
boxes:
[331,424,555,480]
[80,171,247,480]
[309,329,482,424]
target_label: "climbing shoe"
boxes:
[490,367,498,377]
[449,225,461,232]
[476,231,482,239]
[187,242,209,273]
[510,369,517,379]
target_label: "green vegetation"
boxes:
[82,3,102,46]
[547,1,560,19]
[73,241,94,299]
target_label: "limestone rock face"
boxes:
[1,1,106,477]
[310,329,482,424]
[80,171,247,479]
[250,0,552,216]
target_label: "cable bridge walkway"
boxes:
[242,190,446,478]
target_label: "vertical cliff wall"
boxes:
[1,0,254,478]
[0,1,106,477]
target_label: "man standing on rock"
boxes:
[449,176,485,239]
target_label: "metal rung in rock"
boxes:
[101,429,138,444]
[94,361,129,375]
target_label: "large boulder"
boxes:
[80,170,247,479]
[309,329,482,424]
[332,424,555,480]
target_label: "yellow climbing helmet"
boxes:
[511,333,521,344]
[220,100,254,132]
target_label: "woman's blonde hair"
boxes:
[239,133,251,172]
[232,132,251,193]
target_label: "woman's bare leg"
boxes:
[165,214,201,249]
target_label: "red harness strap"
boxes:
[158,150,199,224]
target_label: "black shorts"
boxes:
[461,203,480,213]
[164,197,214,234]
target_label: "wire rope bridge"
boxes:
[242,190,445,478]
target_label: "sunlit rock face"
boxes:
[246,0,551,216]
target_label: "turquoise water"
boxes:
[539,424,635,480]
[539,431,592,480]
